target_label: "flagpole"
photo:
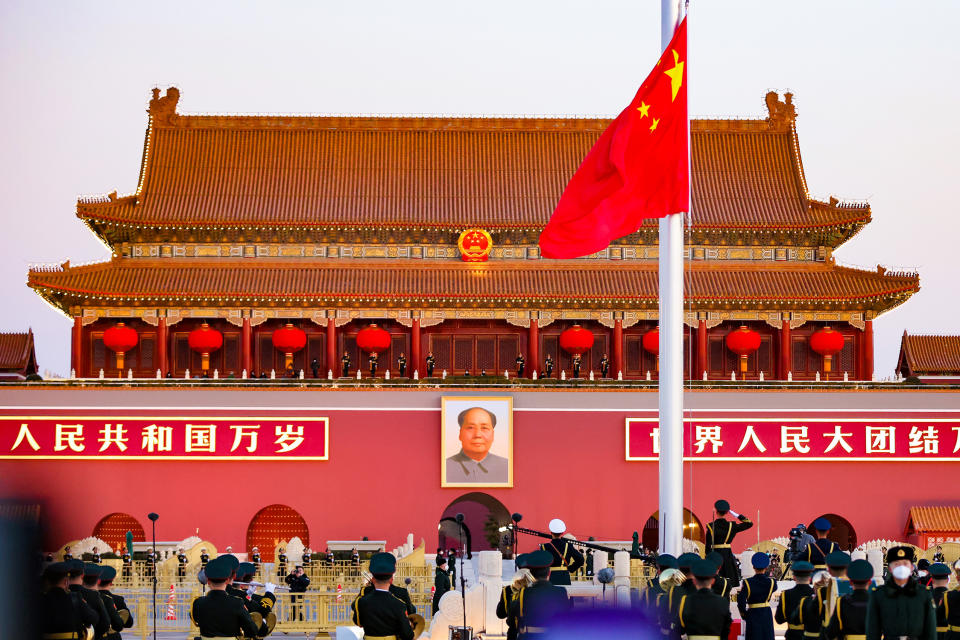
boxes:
[657,0,685,557]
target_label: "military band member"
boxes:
[369,352,378,377]
[571,354,582,378]
[802,518,840,570]
[426,352,436,377]
[706,551,733,600]
[676,560,733,640]
[351,553,415,640]
[705,499,753,582]
[91,547,101,564]
[825,551,852,597]
[276,548,287,577]
[192,557,259,639]
[825,559,873,640]
[737,552,777,640]
[663,553,701,636]
[866,546,937,640]
[86,565,124,638]
[507,550,570,639]
[929,563,951,640]
[433,554,452,615]
[941,561,960,640]
[516,353,525,377]
[600,354,610,378]
[539,519,584,586]
[776,561,815,640]
[342,352,351,376]
[397,352,407,377]
[98,566,134,639]
[640,553,677,611]
[497,554,533,640]
[177,548,188,580]
[235,562,277,638]
[544,354,554,378]
[67,560,109,640]
[39,561,98,640]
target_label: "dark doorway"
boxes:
[807,514,857,550]
[642,509,705,553]
[438,492,511,558]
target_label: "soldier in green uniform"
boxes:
[825,559,873,640]
[350,552,415,640]
[398,353,407,377]
[544,354,554,378]
[640,553,677,612]
[432,554,451,615]
[600,354,610,378]
[67,560,108,640]
[39,561,99,640]
[706,499,753,582]
[369,352,378,377]
[539,519,584,586]
[235,562,277,638]
[84,564,124,637]
[676,559,733,640]
[826,551,853,597]
[342,352,351,376]
[425,352,436,377]
[192,557,259,639]
[508,550,571,638]
[706,551,733,600]
[929,563,951,640]
[866,546,937,640]
[737,552,777,640]
[497,554,532,640]
[571,354,582,378]
[941,560,960,640]
[98,566,134,639]
[662,553,701,638]
[776,560,815,640]
[802,518,840,571]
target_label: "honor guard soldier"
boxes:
[351,552,415,640]
[540,519,585,586]
[447,549,457,584]
[508,550,571,638]
[177,548,188,580]
[706,500,753,582]
[192,557,259,639]
[63,545,73,561]
[251,547,262,572]
[369,352,378,377]
[200,548,209,569]
[39,561,99,640]
[98,566,134,639]
[302,547,313,567]
[426,352,436,377]
[498,554,534,640]
[276,548,287,577]
[803,518,840,571]
[91,547,101,564]
[664,553,701,636]
[516,353,525,377]
[737,552,778,640]
[825,551,852,597]
[398,353,407,377]
[571,354,582,378]
[342,352,351,376]
[777,561,815,640]
[940,561,960,640]
[310,357,320,378]
[600,354,610,378]
[866,546,937,640]
[67,560,109,640]
[121,549,132,579]
[706,552,734,600]
[825,559,873,640]
[236,562,278,638]
[676,560,733,640]
[933,546,946,564]
[544,354,554,378]
[640,553,677,612]
[145,549,156,578]
[352,547,360,565]
[433,554,452,615]
[929,563,951,640]
[326,548,335,566]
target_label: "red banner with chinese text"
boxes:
[626,418,960,461]
[0,413,328,460]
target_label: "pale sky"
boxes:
[1,1,957,378]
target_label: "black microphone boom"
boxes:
[511,524,650,559]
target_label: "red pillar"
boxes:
[780,319,792,380]
[613,318,624,377]
[411,317,421,376]
[528,318,539,377]
[327,317,337,377]
[71,316,83,377]
[697,318,707,380]
[863,320,874,381]
[157,317,168,376]
[242,317,252,375]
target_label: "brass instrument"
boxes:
[409,613,426,639]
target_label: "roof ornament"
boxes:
[148,87,180,126]
[764,91,796,129]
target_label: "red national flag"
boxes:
[539,18,689,259]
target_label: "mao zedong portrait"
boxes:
[445,406,508,484]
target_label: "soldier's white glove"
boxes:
[246,585,256,596]
[263,582,276,594]
[728,510,740,518]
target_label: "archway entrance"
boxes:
[439,492,511,558]
[808,514,857,550]
[642,509,704,553]
[246,504,309,562]
[93,513,145,553]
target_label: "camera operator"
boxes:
[786,524,816,563]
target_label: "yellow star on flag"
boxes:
[663,49,684,102]
[636,102,650,118]
[649,118,659,132]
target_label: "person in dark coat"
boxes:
[432,554,451,615]
[928,563,951,640]
[737,552,777,640]
[706,551,734,600]
[398,353,407,377]
[311,357,320,378]
[676,560,733,640]
[425,352,436,377]
[516,353,525,377]
[826,559,874,640]
[66,560,109,640]
[496,554,533,640]
[341,352,351,377]
[866,546,937,640]
[507,550,571,639]
[776,561,815,640]
[941,561,960,640]
[285,565,310,621]
[544,354,554,378]
[350,553,414,640]
[802,517,841,570]
[39,562,98,639]
[640,553,677,613]
[539,519,585,586]
[191,557,259,639]
[98,566,134,639]
[84,565,123,637]
[705,499,753,582]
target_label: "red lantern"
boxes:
[810,326,845,379]
[103,322,138,371]
[642,328,660,372]
[559,325,595,356]
[272,323,306,369]
[725,325,761,374]
[188,322,223,371]
[356,324,392,354]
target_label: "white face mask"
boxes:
[891,565,912,580]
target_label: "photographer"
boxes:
[785,524,816,563]
[285,565,310,621]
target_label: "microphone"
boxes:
[148,513,159,522]
[511,513,523,523]
[455,513,464,523]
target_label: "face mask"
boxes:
[891,565,912,580]
[918,570,928,577]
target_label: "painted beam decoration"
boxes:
[0,411,329,460]
[626,417,960,461]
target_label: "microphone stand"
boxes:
[148,513,159,640]
[456,515,467,635]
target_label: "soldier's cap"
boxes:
[885,546,915,564]
[236,562,256,580]
[436,554,448,567]
[751,552,770,569]
[791,561,815,575]
[548,519,566,535]
[66,558,85,576]
[714,499,730,513]
[369,552,397,575]
[929,562,951,579]
[705,551,724,569]
[83,563,102,577]
[204,557,232,581]
[99,565,117,582]
[847,559,874,582]
[916,558,930,570]
[219,554,240,572]
[515,553,530,569]
[524,550,554,570]
[826,551,851,568]
[677,552,701,570]
[692,560,718,579]
[812,517,832,532]
[656,553,678,569]
[43,562,69,581]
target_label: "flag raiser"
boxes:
[538,18,689,259]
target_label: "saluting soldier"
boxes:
[497,554,533,640]
[342,351,351,376]
[706,551,734,599]
[776,560,815,640]
[539,519,584,586]
[676,560,733,640]
[802,518,840,571]
[508,550,571,639]
[705,499,753,582]
[67,560,109,640]
[544,354,554,378]
[825,559,874,640]
[39,561,98,640]
[276,548,287,578]
[940,560,960,640]
[737,553,778,640]
[98,565,134,639]
[192,557,259,639]
[426,352,436,377]
[398,352,407,377]
[929,563,951,640]
[571,354,582,378]
[866,546,937,640]
[516,353,525,377]
[177,547,188,580]
[351,552,415,640]
[433,554,452,615]
[600,354,610,378]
